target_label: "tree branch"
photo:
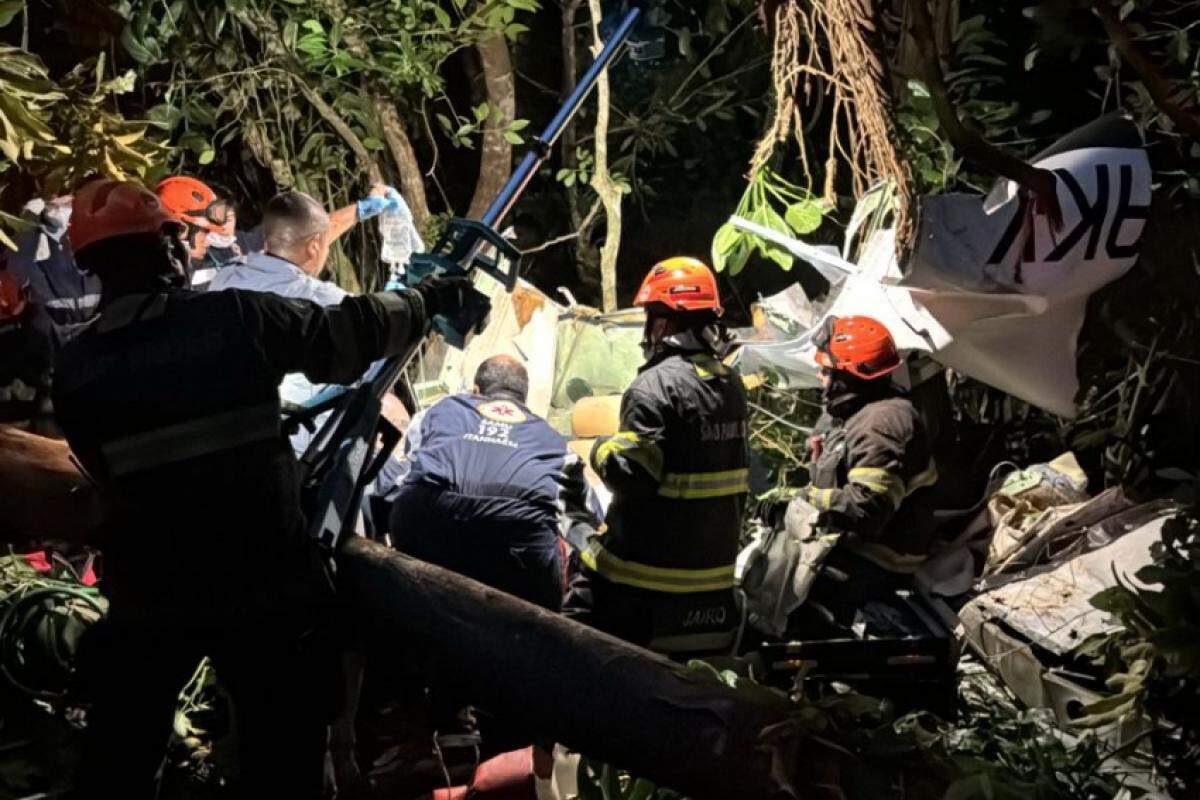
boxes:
[904,0,1062,228]
[238,5,381,184]
[1093,1,1200,141]
[587,0,623,313]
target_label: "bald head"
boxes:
[474,355,528,403]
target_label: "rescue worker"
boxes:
[206,189,411,458]
[7,196,98,347]
[154,175,228,288]
[388,354,598,611]
[53,178,467,800]
[564,257,748,653]
[805,315,939,573]
[157,176,395,288]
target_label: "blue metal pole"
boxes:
[480,5,642,229]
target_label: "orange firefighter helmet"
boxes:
[68,179,177,254]
[633,256,722,315]
[813,315,901,380]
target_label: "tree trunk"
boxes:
[0,436,807,796]
[587,0,623,313]
[0,426,103,543]
[372,96,432,233]
[467,34,516,220]
[337,537,802,800]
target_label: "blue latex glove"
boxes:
[356,187,401,221]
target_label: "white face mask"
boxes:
[205,232,237,250]
[41,202,73,240]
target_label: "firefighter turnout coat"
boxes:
[806,389,939,571]
[584,348,749,594]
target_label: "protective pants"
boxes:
[74,607,339,800]
[563,568,738,653]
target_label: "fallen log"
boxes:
[338,537,802,800]
[0,431,805,797]
[0,425,102,543]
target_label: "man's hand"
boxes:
[356,185,401,221]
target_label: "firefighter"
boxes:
[53,178,467,800]
[805,315,939,574]
[154,175,228,287]
[387,354,599,611]
[563,257,748,653]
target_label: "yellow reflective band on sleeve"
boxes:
[848,466,906,506]
[580,542,736,593]
[592,431,664,481]
[688,353,731,379]
[807,486,835,510]
[657,468,749,499]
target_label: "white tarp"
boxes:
[735,116,1150,417]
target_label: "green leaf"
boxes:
[146,103,183,131]
[503,130,523,145]
[710,220,740,271]
[0,1,24,28]
[473,103,489,123]
[120,26,157,65]
[283,20,299,49]
[784,201,823,235]
[725,241,750,276]
[198,147,215,165]
[508,118,529,131]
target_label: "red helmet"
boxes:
[813,315,901,380]
[634,256,722,315]
[0,270,27,323]
[156,176,225,232]
[69,179,176,254]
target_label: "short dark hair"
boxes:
[474,355,529,403]
[262,190,328,252]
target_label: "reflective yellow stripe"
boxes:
[657,468,749,499]
[592,431,664,481]
[580,542,736,593]
[689,353,731,379]
[807,486,835,510]
[848,461,940,507]
[848,466,906,506]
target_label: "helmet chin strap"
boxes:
[164,230,194,288]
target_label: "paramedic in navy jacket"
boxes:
[388,355,598,610]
